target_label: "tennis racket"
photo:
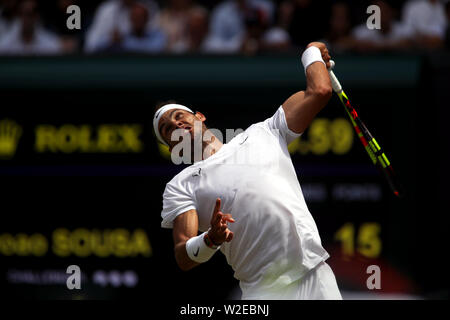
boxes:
[327,60,404,198]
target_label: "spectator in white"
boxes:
[401,0,447,49]
[124,2,166,52]
[0,0,62,55]
[158,0,207,53]
[203,0,274,53]
[260,0,293,52]
[351,0,412,52]
[84,0,159,53]
[0,0,18,37]
[91,2,166,53]
[123,2,166,52]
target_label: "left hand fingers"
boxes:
[225,230,234,242]
[221,214,235,223]
[220,219,233,231]
[212,212,223,226]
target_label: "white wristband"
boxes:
[186,232,220,263]
[301,46,325,73]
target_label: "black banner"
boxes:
[0,54,444,300]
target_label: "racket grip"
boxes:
[327,60,343,93]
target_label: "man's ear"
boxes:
[194,111,206,122]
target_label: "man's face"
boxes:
[20,0,38,31]
[157,109,206,150]
[130,4,149,33]
[330,3,350,36]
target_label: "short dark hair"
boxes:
[154,100,178,113]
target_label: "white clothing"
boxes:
[262,27,291,45]
[161,106,334,299]
[402,0,447,38]
[84,0,159,53]
[0,10,15,38]
[352,22,412,44]
[0,21,62,55]
[243,261,342,300]
[202,0,274,53]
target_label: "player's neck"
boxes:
[199,135,223,162]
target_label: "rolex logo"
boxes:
[0,119,22,159]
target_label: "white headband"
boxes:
[153,103,194,146]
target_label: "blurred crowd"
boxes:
[0,0,449,55]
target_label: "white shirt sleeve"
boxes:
[161,176,197,229]
[263,106,302,145]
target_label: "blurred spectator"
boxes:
[90,1,165,53]
[44,0,81,53]
[323,2,353,53]
[0,0,18,37]
[158,0,207,53]
[287,0,329,48]
[84,0,159,53]
[445,1,450,48]
[240,6,269,54]
[351,0,413,52]
[203,0,274,53]
[1,0,448,56]
[186,6,209,52]
[260,0,292,52]
[401,0,447,49]
[0,0,62,55]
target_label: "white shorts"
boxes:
[242,261,342,300]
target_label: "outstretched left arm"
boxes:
[282,42,332,134]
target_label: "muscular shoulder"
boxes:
[248,106,301,145]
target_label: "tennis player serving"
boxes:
[155,42,342,300]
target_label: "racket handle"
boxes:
[327,60,343,93]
